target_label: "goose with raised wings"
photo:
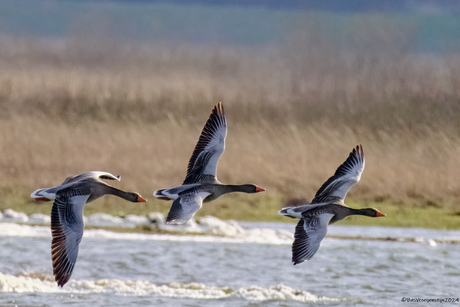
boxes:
[154,102,265,224]
[31,171,147,287]
[279,145,385,265]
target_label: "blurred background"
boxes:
[1,0,460,228]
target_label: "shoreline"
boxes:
[2,197,460,230]
[2,209,460,245]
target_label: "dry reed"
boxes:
[1,34,460,219]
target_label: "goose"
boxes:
[279,145,385,265]
[31,171,147,287]
[153,102,265,224]
[31,171,122,202]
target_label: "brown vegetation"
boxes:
[1,31,460,223]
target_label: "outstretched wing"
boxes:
[311,145,364,204]
[183,102,227,184]
[165,192,210,224]
[62,171,120,184]
[292,213,334,265]
[30,186,60,201]
[51,190,89,287]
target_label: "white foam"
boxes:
[0,272,338,303]
[0,210,291,244]
[0,272,56,293]
[28,213,51,224]
[158,218,201,232]
[148,212,165,225]
[2,209,460,245]
[83,227,291,245]
[0,223,50,237]
[0,221,291,245]
[158,216,293,244]
[2,209,28,223]
[124,214,150,226]
[197,216,246,236]
[233,284,340,302]
[86,213,126,227]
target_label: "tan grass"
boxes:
[1,35,460,222]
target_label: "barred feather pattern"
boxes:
[50,190,88,287]
[311,145,364,203]
[183,102,226,184]
[292,211,334,265]
[185,151,215,183]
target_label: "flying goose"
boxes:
[153,102,265,224]
[31,171,147,287]
[279,145,385,265]
[31,171,122,202]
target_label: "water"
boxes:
[1,217,460,306]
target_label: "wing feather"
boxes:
[311,145,364,204]
[165,192,210,224]
[62,171,120,184]
[292,213,334,264]
[51,191,88,287]
[183,103,227,184]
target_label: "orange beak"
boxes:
[376,211,386,217]
[137,196,148,202]
[256,187,266,192]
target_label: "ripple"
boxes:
[0,272,342,303]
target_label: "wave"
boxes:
[0,210,294,245]
[0,272,340,303]
[0,221,292,245]
[1,209,460,245]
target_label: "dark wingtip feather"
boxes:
[213,101,224,116]
[293,259,306,265]
[165,201,187,225]
[51,201,74,287]
[312,144,364,202]
[291,219,314,265]
[348,144,364,165]
[183,102,227,183]
[354,144,363,160]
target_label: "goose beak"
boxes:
[137,196,148,202]
[376,211,385,217]
[256,187,266,192]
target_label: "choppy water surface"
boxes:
[1,216,460,306]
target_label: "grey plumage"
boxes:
[32,171,146,287]
[154,102,265,224]
[279,145,385,264]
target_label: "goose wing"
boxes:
[183,103,227,184]
[292,213,334,265]
[311,145,364,204]
[51,189,89,287]
[62,171,120,184]
[30,186,61,201]
[165,192,211,224]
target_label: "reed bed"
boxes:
[1,36,460,225]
